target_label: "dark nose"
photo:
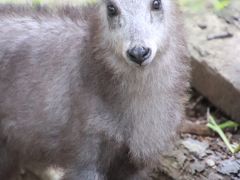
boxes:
[127,46,152,65]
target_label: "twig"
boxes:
[180,120,214,136]
[207,32,233,40]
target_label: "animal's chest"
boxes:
[85,95,160,141]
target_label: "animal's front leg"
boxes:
[107,149,152,180]
[109,165,151,180]
[125,168,152,180]
[63,169,105,180]
[62,134,112,180]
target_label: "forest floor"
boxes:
[159,1,240,179]
[157,88,240,180]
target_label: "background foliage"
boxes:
[179,0,230,11]
[0,0,231,11]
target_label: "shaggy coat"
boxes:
[0,2,189,180]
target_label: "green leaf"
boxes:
[207,111,240,154]
[213,0,230,10]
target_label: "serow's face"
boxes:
[100,0,172,67]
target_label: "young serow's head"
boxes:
[98,0,175,68]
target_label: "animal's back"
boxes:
[0,5,91,163]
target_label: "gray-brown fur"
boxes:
[0,1,189,179]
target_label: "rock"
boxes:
[185,11,240,122]
[182,138,209,158]
[190,161,206,174]
[235,152,240,159]
[217,159,240,175]
[208,172,224,180]
[217,0,240,29]
[206,158,215,167]
[176,153,187,166]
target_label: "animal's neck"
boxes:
[84,22,182,164]
[81,55,179,165]
[94,61,165,108]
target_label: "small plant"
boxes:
[213,0,230,10]
[207,110,240,154]
[179,0,231,12]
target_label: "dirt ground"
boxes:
[179,88,240,180]
[156,88,240,180]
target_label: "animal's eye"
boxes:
[152,0,162,10]
[107,3,118,17]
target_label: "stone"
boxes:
[190,161,206,174]
[206,158,215,167]
[182,138,209,158]
[217,159,240,175]
[208,172,224,180]
[184,11,240,122]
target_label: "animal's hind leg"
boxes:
[0,140,20,180]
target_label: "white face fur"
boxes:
[99,0,174,69]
